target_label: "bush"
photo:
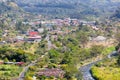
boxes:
[90,45,104,57]
[29,66,36,71]
[0,47,34,62]
[25,75,33,80]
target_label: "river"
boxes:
[79,51,117,80]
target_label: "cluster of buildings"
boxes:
[0,17,99,44]
[0,61,25,66]
[14,31,42,43]
[27,18,80,27]
[0,29,43,43]
[24,17,98,32]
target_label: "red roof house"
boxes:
[29,31,39,37]
[28,31,41,42]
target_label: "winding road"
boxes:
[80,51,117,80]
[47,34,52,50]
[18,54,47,80]
[18,34,52,80]
[19,60,37,80]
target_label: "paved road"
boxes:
[47,34,52,50]
[19,60,37,80]
[18,35,51,80]
[18,53,48,80]
[80,51,117,80]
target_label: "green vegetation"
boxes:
[90,34,118,80]
[0,64,22,80]
[35,40,48,55]
[102,46,115,55]
[112,7,120,19]
[0,46,36,62]
[91,56,120,80]
[25,25,114,80]
[16,0,120,19]
[0,1,119,80]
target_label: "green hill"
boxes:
[15,0,120,19]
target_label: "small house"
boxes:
[36,68,65,78]
[15,62,25,66]
[27,31,42,42]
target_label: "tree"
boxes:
[4,58,9,62]
[113,7,120,18]
[77,31,89,48]
[90,45,104,57]
[61,52,73,64]
[25,75,33,80]
[35,40,47,55]
[115,43,120,53]
[115,32,120,43]
[48,49,60,63]
[62,64,77,80]
[37,75,46,80]
[117,56,120,66]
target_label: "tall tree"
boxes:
[77,31,89,48]
[115,32,120,43]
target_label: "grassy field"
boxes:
[91,58,120,80]
[102,46,115,55]
[0,64,23,79]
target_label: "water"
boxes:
[80,51,117,80]
[80,63,95,80]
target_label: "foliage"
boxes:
[0,64,22,79]
[25,75,33,80]
[0,2,11,14]
[48,49,62,64]
[102,46,115,55]
[115,43,120,51]
[91,66,120,80]
[117,56,120,66]
[76,31,89,48]
[90,45,104,57]
[16,0,119,19]
[61,64,78,80]
[91,58,120,80]
[35,40,47,55]
[115,32,120,43]
[61,52,73,64]
[112,7,120,19]
[0,47,35,62]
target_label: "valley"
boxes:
[0,0,120,80]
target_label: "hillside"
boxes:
[0,1,37,32]
[0,1,16,14]
[0,1,24,17]
[15,0,120,19]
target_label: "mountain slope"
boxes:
[14,0,120,19]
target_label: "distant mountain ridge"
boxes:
[6,0,120,19]
[0,1,23,14]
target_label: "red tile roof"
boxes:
[29,31,39,37]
